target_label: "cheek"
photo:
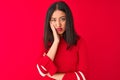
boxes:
[62,22,66,29]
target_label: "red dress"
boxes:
[37,37,88,80]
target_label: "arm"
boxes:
[47,73,65,80]
[37,23,60,78]
[48,38,88,80]
[63,38,88,80]
[46,22,60,61]
[46,41,59,61]
[37,37,88,80]
[48,71,86,80]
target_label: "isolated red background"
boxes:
[0,0,120,80]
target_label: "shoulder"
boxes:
[75,36,88,63]
[77,36,86,45]
[77,36,87,50]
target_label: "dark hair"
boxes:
[44,1,80,49]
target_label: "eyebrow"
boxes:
[51,16,66,19]
[60,16,66,18]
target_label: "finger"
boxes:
[50,23,56,32]
[50,22,54,29]
[50,23,59,36]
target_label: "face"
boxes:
[50,10,66,35]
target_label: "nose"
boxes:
[56,20,61,27]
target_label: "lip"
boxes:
[56,28,62,31]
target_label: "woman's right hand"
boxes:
[50,23,60,43]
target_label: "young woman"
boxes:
[36,1,88,80]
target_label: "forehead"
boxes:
[51,10,66,18]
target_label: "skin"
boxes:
[50,10,66,36]
[45,10,66,80]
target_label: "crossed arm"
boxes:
[36,38,87,80]
[37,23,87,80]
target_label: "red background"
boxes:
[0,0,120,80]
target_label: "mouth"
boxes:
[56,28,62,31]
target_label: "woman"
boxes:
[37,1,88,80]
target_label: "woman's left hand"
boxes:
[47,73,65,80]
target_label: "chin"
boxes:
[58,31,65,35]
[58,32,63,35]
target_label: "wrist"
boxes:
[51,73,65,80]
[54,40,60,44]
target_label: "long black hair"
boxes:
[44,1,80,49]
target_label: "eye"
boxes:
[60,17,66,22]
[50,18,56,22]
